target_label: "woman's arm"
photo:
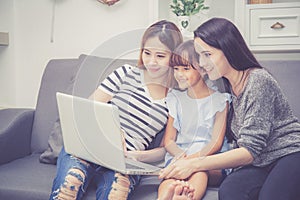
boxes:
[89,88,113,102]
[125,147,166,163]
[187,104,228,159]
[125,115,185,163]
[159,147,254,180]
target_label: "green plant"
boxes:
[170,0,209,16]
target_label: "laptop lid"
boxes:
[56,92,161,175]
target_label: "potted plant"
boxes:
[170,0,209,16]
[170,0,209,33]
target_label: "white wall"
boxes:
[0,0,15,107]
[0,0,156,108]
[1,0,299,108]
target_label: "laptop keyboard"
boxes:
[125,163,145,170]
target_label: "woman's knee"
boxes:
[259,152,300,200]
[94,170,139,200]
[107,173,131,200]
[219,172,256,200]
[219,180,249,200]
[50,168,86,200]
[219,178,236,200]
[50,155,91,200]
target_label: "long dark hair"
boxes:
[194,17,262,142]
[194,17,262,71]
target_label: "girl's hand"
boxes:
[159,158,197,180]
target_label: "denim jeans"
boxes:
[219,151,300,200]
[49,148,140,200]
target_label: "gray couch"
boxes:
[0,54,299,200]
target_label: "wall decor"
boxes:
[97,0,120,6]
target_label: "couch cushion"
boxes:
[130,175,218,200]
[39,118,63,164]
[0,153,96,200]
[31,59,81,153]
[72,54,137,98]
[0,153,218,200]
[0,154,56,200]
[260,60,300,119]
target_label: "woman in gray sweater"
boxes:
[159,17,300,200]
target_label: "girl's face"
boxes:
[174,65,202,90]
[194,37,231,80]
[142,36,172,80]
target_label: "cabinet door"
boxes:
[249,7,300,47]
[235,0,300,52]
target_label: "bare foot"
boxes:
[159,180,177,200]
[173,183,195,200]
[159,180,195,200]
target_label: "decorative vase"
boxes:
[177,16,190,34]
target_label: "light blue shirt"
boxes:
[165,89,231,163]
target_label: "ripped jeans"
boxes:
[49,148,140,200]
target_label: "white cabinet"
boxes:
[246,2,300,51]
[235,0,300,52]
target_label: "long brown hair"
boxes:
[137,20,183,68]
[137,20,183,88]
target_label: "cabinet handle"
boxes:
[271,22,285,29]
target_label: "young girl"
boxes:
[49,20,183,200]
[158,40,231,200]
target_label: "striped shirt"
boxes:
[99,64,168,151]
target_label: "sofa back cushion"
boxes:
[31,59,80,153]
[31,57,300,153]
[72,54,137,98]
[31,55,137,153]
[260,60,300,119]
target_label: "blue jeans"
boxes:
[49,148,140,200]
[219,151,300,200]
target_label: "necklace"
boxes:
[232,69,250,96]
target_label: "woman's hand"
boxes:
[159,158,198,180]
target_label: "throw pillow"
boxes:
[39,118,63,164]
[39,63,78,165]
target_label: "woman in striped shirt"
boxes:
[50,20,183,200]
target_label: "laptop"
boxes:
[56,92,162,175]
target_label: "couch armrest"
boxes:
[0,108,35,164]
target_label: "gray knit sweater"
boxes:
[231,68,300,167]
